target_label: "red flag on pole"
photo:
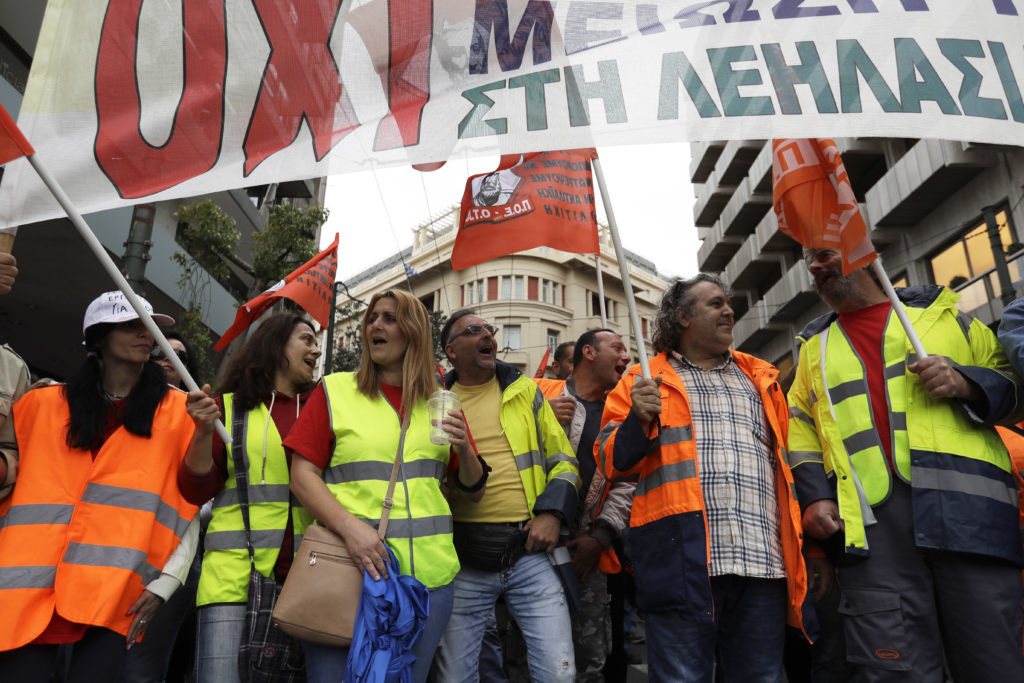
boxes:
[772,138,876,274]
[0,103,33,166]
[451,149,599,271]
[215,234,339,350]
[533,346,552,379]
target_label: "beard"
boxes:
[814,269,859,308]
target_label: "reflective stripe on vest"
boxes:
[82,483,192,540]
[197,394,309,606]
[636,459,697,497]
[322,373,458,589]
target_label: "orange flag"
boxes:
[533,346,552,379]
[0,103,34,166]
[772,138,875,274]
[451,149,599,271]
[215,234,338,350]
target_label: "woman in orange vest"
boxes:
[0,291,206,682]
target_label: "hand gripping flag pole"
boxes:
[591,152,652,380]
[0,103,232,443]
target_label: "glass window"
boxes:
[515,276,524,299]
[547,329,559,350]
[542,280,549,302]
[930,210,1014,289]
[477,281,484,302]
[502,276,511,299]
[466,283,474,305]
[551,283,558,305]
[505,325,521,350]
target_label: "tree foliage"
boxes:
[252,203,329,293]
[171,200,240,285]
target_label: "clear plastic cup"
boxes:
[428,390,461,445]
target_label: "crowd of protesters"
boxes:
[2,244,1024,683]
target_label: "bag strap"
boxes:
[377,410,411,540]
[228,405,258,569]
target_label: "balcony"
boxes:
[764,260,819,322]
[720,177,772,238]
[692,168,735,228]
[733,301,782,352]
[697,218,743,273]
[951,249,1024,326]
[715,139,767,186]
[865,140,997,228]
[689,141,726,183]
[722,213,787,292]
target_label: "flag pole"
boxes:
[24,153,232,443]
[871,258,927,358]
[594,253,608,327]
[591,153,651,380]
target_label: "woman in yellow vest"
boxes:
[179,312,321,683]
[286,289,486,683]
[0,291,201,682]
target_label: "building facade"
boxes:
[337,205,670,376]
[691,138,1024,374]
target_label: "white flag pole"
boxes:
[591,153,651,380]
[594,253,608,327]
[25,153,232,443]
[870,258,927,358]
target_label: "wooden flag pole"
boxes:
[23,153,232,443]
[591,154,651,380]
[871,258,927,359]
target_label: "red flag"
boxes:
[533,346,552,379]
[772,138,875,274]
[0,103,34,166]
[214,234,338,350]
[451,149,599,271]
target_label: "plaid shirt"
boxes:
[669,351,785,578]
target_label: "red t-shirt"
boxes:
[285,383,404,470]
[838,301,894,465]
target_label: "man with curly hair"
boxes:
[595,274,809,682]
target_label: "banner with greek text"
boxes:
[2,0,1023,227]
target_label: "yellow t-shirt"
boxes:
[450,377,531,522]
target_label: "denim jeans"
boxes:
[436,552,575,682]
[646,576,787,683]
[302,582,454,683]
[194,603,246,683]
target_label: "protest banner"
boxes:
[2,1,1024,227]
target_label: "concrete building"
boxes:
[337,205,670,375]
[690,138,1024,374]
[0,3,326,379]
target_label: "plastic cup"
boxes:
[428,390,461,445]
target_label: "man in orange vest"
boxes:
[536,329,633,681]
[597,274,808,682]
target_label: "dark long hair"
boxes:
[219,313,314,412]
[63,323,170,450]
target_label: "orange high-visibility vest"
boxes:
[0,386,198,650]
[598,352,808,633]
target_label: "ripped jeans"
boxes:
[436,552,575,682]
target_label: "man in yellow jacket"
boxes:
[436,309,580,682]
[790,248,1024,682]
[597,275,808,682]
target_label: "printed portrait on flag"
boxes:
[471,169,521,207]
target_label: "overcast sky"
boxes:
[320,142,699,283]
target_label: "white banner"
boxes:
[3,0,1024,227]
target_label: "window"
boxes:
[893,275,908,288]
[515,276,524,299]
[591,292,601,317]
[504,325,521,351]
[528,276,539,300]
[930,209,1014,289]
[551,283,559,305]
[502,276,512,299]
[477,281,485,303]
[542,280,549,302]
[466,284,474,305]
[547,329,559,350]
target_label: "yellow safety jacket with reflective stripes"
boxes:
[596,352,808,630]
[321,373,460,589]
[0,386,198,650]
[787,285,1024,564]
[447,361,581,528]
[197,393,314,606]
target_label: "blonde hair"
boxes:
[355,289,437,417]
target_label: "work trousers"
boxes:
[837,481,1024,683]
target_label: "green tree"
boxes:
[251,203,329,293]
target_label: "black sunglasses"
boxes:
[448,323,498,344]
[151,347,189,364]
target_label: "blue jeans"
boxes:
[302,582,454,683]
[646,576,787,683]
[194,603,246,683]
[436,552,575,682]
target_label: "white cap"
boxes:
[83,290,174,334]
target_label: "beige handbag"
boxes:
[272,416,409,646]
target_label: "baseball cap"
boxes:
[83,290,175,334]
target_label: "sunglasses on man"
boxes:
[151,347,189,364]
[448,324,498,344]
